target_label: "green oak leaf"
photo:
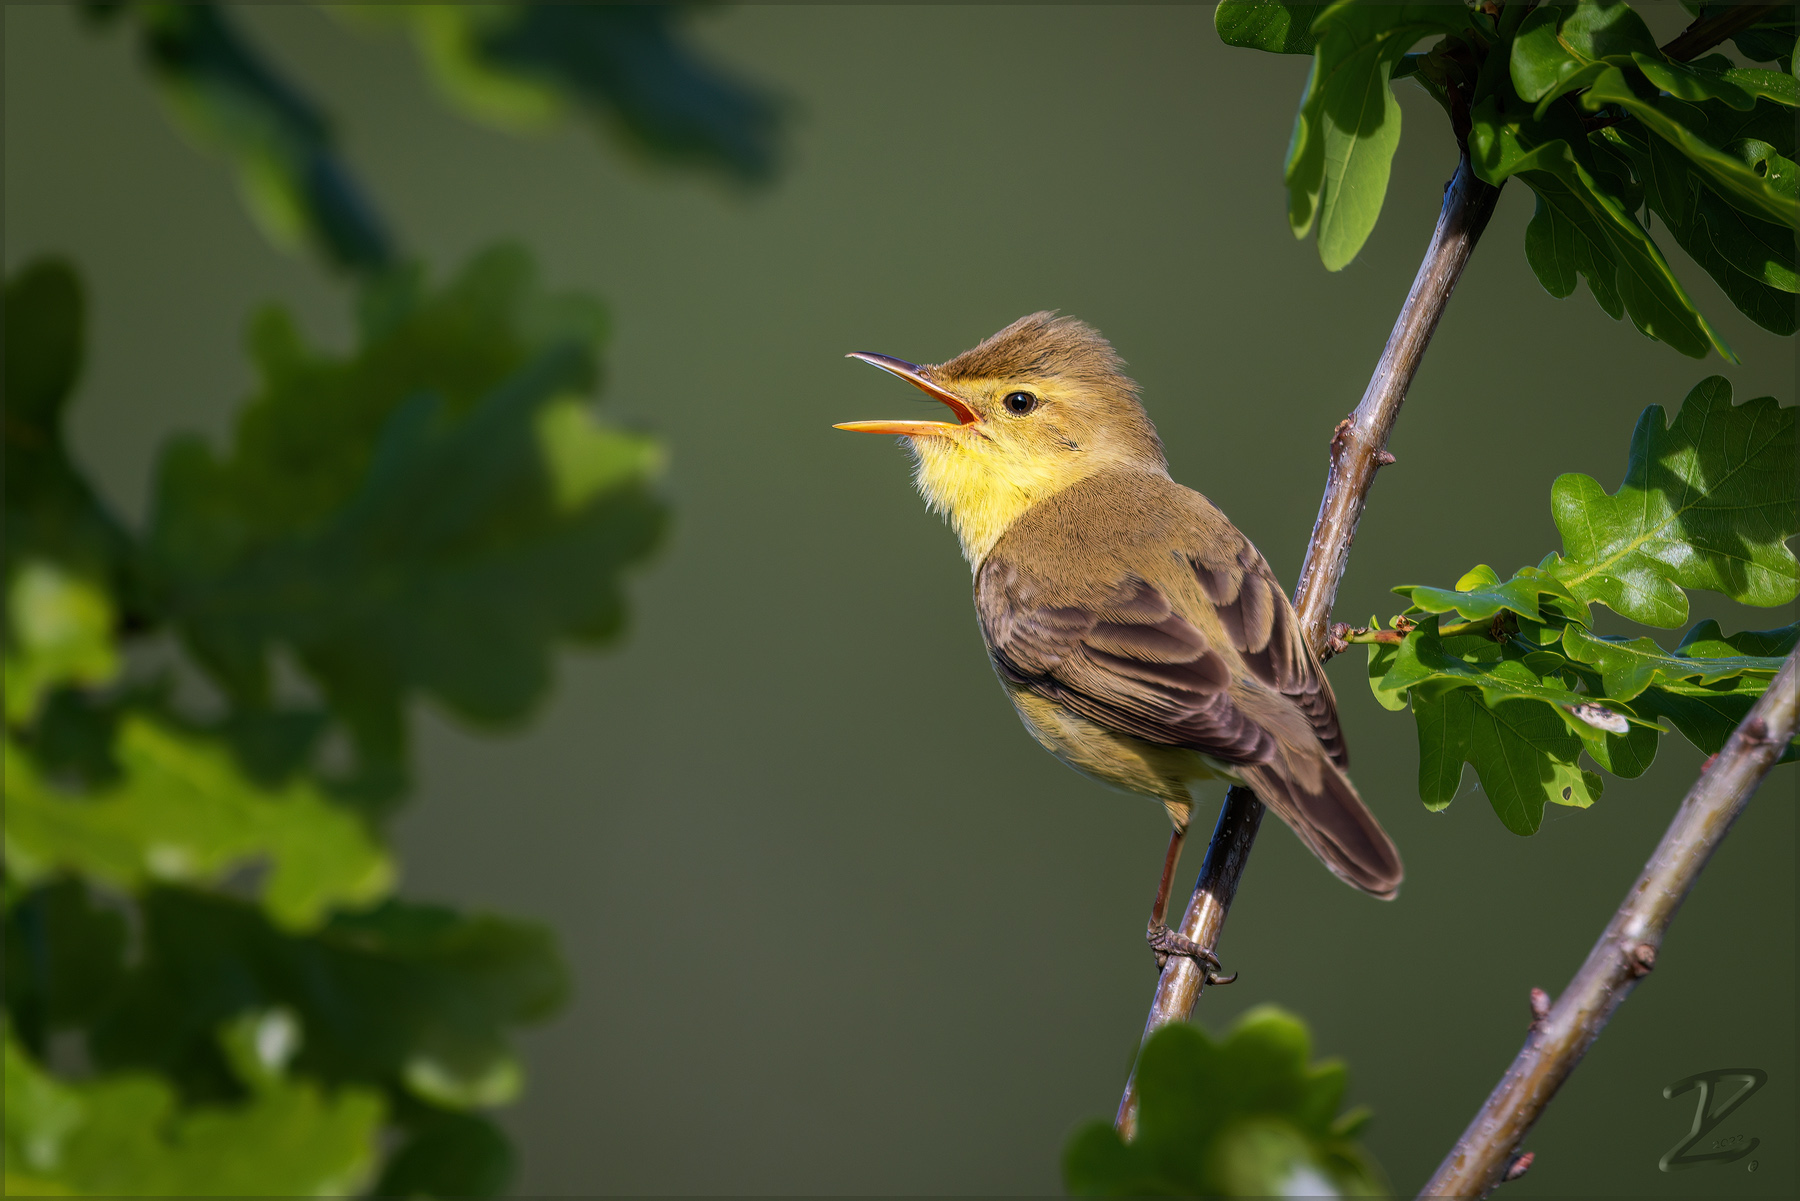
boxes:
[1472,98,1731,360]
[1412,682,1603,835]
[374,1103,516,1199]
[2,260,137,603]
[1634,53,1799,111]
[1628,619,1800,763]
[1284,2,1475,270]
[1370,618,1657,777]
[1215,0,1319,55]
[4,1019,384,1196]
[4,716,393,931]
[1674,618,1800,660]
[1064,1007,1382,1197]
[1395,563,1585,623]
[54,887,568,1116]
[1549,378,1798,627]
[1634,126,1798,336]
[342,3,781,183]
[1633,674,1800,763]
[148,245,666,808]
[4,563,120,727]
[95,3,393,272]
[1580,75,1799,231]
[1561,622,1787,702]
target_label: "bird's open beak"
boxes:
[835,352,979,436]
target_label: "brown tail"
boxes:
[1240,752,1402,899]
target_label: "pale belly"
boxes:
[1007,685,1241,831]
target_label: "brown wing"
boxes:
[976,561,1279,768]
[1189,541,1347,768]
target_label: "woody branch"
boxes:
[1422,646,1799,1197]
[1114,150,1503,1137]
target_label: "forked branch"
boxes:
[1113,153,1503,1136]
[1422,647,1800,1197]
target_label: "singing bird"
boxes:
[836,313,1402,968]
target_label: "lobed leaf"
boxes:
[1549,378,1798,627]
[344,3,782,183]
[148,246,666,807]
[1412,682,1603,835]
[1472,99,1731,360]
[5,716,393,931]
[108,3,393,273]
[1395,563,1585,624]
[5,1020,385,1197]
[1581,73,1799,231]
[4,564,120,727]
[1064,1007,1382,1196]
[1560,622,1788,702]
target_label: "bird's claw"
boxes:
[1146,923,1236,984]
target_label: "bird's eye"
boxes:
[1003,391,1039,416]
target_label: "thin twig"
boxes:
[1421,646,1799,1198]
[1113,153,1503,1137]
[1661,3,1781,63]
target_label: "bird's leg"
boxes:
[1145,825,1235,982]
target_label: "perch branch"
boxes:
[1421,646,1799,1198]
[1113,153,1503,1137]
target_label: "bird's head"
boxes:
[837,312,1166,564]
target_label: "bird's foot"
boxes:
[1146,923,1237,985]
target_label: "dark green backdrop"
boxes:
[6,3,1792,1195]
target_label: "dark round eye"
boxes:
[1003,390,1039,416]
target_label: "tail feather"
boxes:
[1240,753,1402,900]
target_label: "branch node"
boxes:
[1627,942,1657,978]
[1741,717,1768,744]
[1374,450,1397,467]
[1527,987,1551,1032]
[1329,417,1354,460]
[1501,1151,1534,1182]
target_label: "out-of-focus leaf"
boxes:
[1473,99,1731,360]
[1215,0,1318,55]
[4,565,119,727]
[147,246,666,807]
[70,887,564,1112]
[3,880,128,1055]
[1283,2,1475,271]
[375,1102,516,1200]
[4,1019,383,1196]
[4,716,393,931]
[346,3,781,182]
[1548,378,1797,627]
[2,261,136,600]
[1063,1007,1382,1197]
[106,3,392,272]
[1412,681,1602,835]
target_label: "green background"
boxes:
[6,3,1792,1195]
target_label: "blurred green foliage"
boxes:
[1064,1008,1383,1196]
[3,246,662,1194]
[1219,0,1798,356]
[85,2,780,276]
[8,3,776,1190]
[1363,378,1796,833]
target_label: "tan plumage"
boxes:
[838,313,1402,904]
